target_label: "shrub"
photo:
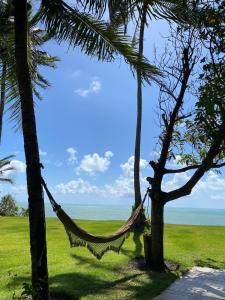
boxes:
[0,194,19,216]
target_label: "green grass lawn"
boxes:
[1,217,225,299]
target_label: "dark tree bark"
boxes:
[143,234,152,267]
[150,196,165,271]
[0,62,6,143]
[14,1,49,299]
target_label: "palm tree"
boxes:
[110,0,193,198]
[0,155,14,183]
[132,2,149,258]
[12,0,161,298]
[14,3,50,297]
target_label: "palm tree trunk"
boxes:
[150,196,165,271]
[14,1,49,299]
[0,62,6,143]
[133,4,148,257]
[134,5,147,209]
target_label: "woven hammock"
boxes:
[42,178,148,259]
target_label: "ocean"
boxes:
[17,202,225,226]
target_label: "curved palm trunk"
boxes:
[14,1,49,299]
[0,62,6,143]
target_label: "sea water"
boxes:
[17,202,225,226]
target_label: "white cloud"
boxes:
[74,77,102,97]
[66,147,77,165]
[55,151,225,207]
[39,149,47,157]
[56,155,148,198]
[56,176,135,198]
[56,178,101,195]
[10,160,26,173]
[104,176,134,198]
[76,151,113,175]
[90,79,101,93]
[106,156,148,198]
[120,156,148,177]
[162,170,225,205]
[193,171,225,197]
[162,172,190,192]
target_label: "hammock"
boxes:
[41,178,148,259]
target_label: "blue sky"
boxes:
[1,16,225,209]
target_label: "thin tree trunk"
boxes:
[150,197,165,271]
[133,4,148,257]
[134,6,147,208]
[0,62,6,144]
[14,1,49,299]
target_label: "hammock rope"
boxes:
[41,177,149,259]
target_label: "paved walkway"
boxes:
[154,267,225,299]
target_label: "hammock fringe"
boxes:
[66,229,130,259]
[71,235,129,260]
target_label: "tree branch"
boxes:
[163,123,225,202]
[157,47,192,172]
[165,161,225,174]
[165,164,200,173]
[176,112,192,121]
[213,162,225,169]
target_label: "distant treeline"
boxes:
[0,194,28,216]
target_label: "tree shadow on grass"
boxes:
[120,247,135,259]
[70,253,122,273]
[70,242,144,272]
[49,271,177,300]
[11,270,178,300]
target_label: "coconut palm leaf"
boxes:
[0,155,15,184]
[77,0,108,17]
[0,1,59,134]
[107,0,197,31]
[39,0,161,82]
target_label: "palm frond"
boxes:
[0,1,59,130]
[40,0,161,82]
[108,0,198,31]
[146,0,192,23]
[0,155,15,168]
[0,166,14,173]
[0,155,15,184]
[0,177,13,184]
[76,0,107,17]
